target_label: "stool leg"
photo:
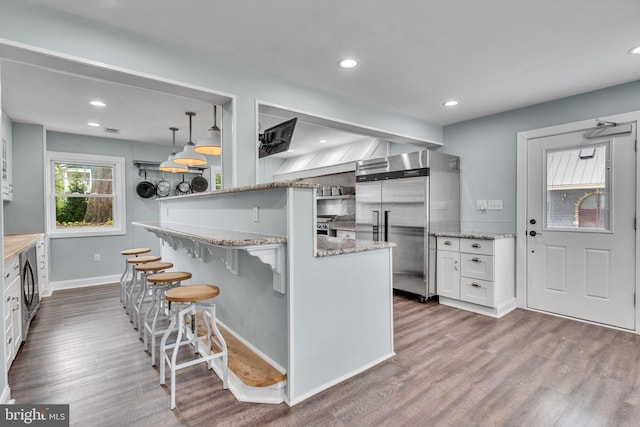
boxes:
[159,303,177,386]
[207,304,228,389]
[119,259,128,303]
[143,286,157,351]
[127,271,140,320]
[133,271,150,331]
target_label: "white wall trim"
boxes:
[516,111,640,334]
[50,274,121,291]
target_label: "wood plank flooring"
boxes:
[8,283,640,426]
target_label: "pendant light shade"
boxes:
[174,112,207,167]
[159,127,188,173]
[195,105,222,155]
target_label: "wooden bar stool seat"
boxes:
[124,255,162,317]
[160,285,228,410]
[144,271,192,366]
[119,247,151,305]
[132,261,174,336]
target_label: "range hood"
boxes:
[273,138,389,181]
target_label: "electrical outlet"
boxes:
[93,253,101,262]
[252,206,259,222]
[488,200,503,210]
[476,200,487,211]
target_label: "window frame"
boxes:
[46,151,126,238]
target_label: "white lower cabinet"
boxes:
[4,255,21,370]
[436,235,515,318]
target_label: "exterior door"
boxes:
[526,123,636,329]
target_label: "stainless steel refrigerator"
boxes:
[355,150,460,301]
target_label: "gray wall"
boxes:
[443,79,640,233]
[6,125,215,283]
[4,123,45,234]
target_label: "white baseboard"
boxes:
[439,297,517,318]
[0,385,12,404]
[50,274,121,291]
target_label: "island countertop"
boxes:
[316,235,395,257]
[134,222,394,257]
[132,222,287,247]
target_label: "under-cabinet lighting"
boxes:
[87,122,100,127]
[443,100,459,107]
[89,100,106,107]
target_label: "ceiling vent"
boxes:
[104,127,120,134]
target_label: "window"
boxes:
[46,151,126,237]
[545,142,610,231]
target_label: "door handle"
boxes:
[529,230,542,237]
[384,210,391,242]
[372,210,380,241]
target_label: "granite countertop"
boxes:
[4,233,44,262]
[159,181,316,200]
[433,231,516,240]
[133,222,287,247]
[316,235,395,257]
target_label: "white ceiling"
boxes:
[2,0,640,150]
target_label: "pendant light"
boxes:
[174,112,207,167]
[159,127,188,173]
[195,105,222,155]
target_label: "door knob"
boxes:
[529,230,542,237]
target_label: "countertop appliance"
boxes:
[20,244,40,340]
[316,215,333,235]
[356,150,460,301]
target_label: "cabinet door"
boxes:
[10,277,22,358]
[437,250,460,299]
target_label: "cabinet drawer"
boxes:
[437,237,459,251]
[4,257,20,289]
[460,238,493,255]
[336,230,355,239]
[461,253,494,281]
[460,277,494,307]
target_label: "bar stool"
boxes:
[124,255,161,317]
[145,271,192,367]
[119,248,151,304]
[132,261,174,336]
[160,285,228,410]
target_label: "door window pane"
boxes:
[546,143,609,230]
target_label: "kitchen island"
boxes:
[134,182,395,406]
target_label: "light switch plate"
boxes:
[488,200,503,210]
[476,200,487,211]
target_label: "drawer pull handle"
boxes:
[444,241,452,246]
[4,272,10,279]
[5,296,10,302]
[471,257,481,263]
[471,243,481,248]
[7,337,11,345]
[471,282,482,288]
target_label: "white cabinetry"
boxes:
[4,255,21,370]
[1,111,13,201]
[36,236,48,296]
[436,235,515,318]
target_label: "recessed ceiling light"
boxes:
[87,122,101,127]
[89,100,106,107]
[319,139,328,144]
[443,100,459,107]
[338,58,359,69]
[628,46,640,54]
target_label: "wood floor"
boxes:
[8,284,640,426]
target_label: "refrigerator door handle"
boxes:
[372,210,380,241]
[384,210,391,242]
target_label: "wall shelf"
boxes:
[317,195,354,200]
[134,160,208,174]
